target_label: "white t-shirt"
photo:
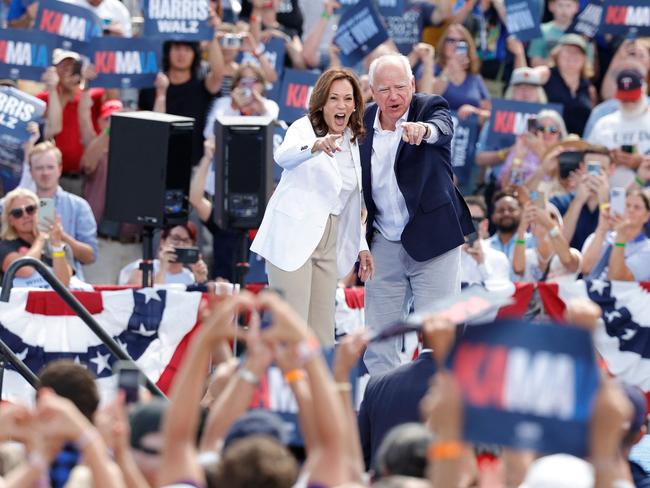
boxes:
[519,247,582,283]
[118,259,195,285]
[587,106,650,188]
[461,240,514,293]
[62,0,133,37]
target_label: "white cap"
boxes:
[519,454,594,488]
[52,48,81,66]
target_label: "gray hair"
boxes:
[375,423,433,479]
[537,109,568,138]
[368,54,414,87]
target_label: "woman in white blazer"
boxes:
[251,68,374,345]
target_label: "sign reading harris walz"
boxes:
[599,0,650,35]
[141,0,213,41]
[0,29,58,81]
[88,37,161,88]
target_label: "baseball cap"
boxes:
[519,454,594,488]
[223,409,290,449]
[510,67,543,87]
[557,33,588,54]
[129,399,167,451]
[52,48,81,66]
[100,99,123,120]
[616,69,644,103]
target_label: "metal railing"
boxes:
[0,257,165,398]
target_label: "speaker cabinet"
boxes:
[214,115,275,230]
[105,111,194,227]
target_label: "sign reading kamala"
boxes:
[568,0,604,39]
[0,29,58,82]
[486,99,563,148]
[600,0,650,35]
[142,0,212,41]
[504,0,542,42]
[34,0,103,53]
[88,37,161,88]
[448,319,600,456]
[334,0,389,67]
[278,68,320,123]
[0,87,46,141]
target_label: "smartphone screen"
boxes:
[610,187,626,216]
[115,361,143,404]
[586,161,601,176]
[38,198,55,231]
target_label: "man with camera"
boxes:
[37,50,105,196]
[550,145,614,250]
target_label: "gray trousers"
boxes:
[363,232,461,375]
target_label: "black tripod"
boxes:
[139,226,156,288]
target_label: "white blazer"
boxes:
[251,115,368,277]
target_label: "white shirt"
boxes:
[62,0,132,37]
[331,134,357,215]
[461,240,513,293]
[370,108,438,241]
[587,105,650,188]
[519,247,582,283]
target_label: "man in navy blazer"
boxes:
[357,348,436,471]
[359,54,473,374]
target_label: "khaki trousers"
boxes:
[266,215,338,346]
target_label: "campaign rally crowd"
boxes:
[2,0,650,486]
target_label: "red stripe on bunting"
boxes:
[537,283,565,321]
[495,283,535,318]
[344,286,365,309]
[25,291,104,315]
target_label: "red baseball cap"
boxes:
[616,69,644,103]
[100,99,123,120]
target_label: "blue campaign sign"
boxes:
[381,4,422,55]
[277,68,320,124]
[450,112,479,190]
[376,0,405,16]
[0,87,46,142]
[239,36,286,101]
[486,99,564,148]
[504,0,542,42]
[448,319,600,456]
[141,0,213,41]
[34,0,103,54]
[334,0,389,67]
[0,29,58,82]
[568,0,604,39]
[600,0,650,36]
[88,37,161,88]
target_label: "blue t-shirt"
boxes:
[417,65,490,111]
[550,192,599,251]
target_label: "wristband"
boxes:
[636,175,645,187]
[297,335,320,365]
[52,251,66,258]
[321,10,331,20]
[238,367,260,385]
[497,149,506,161]
[614,242,626,248]
[76,428,101,451]
[335,382,352,392]
[51,244,64,252]
[548,226,561,238]
[427,440,463,460]
[284,369,306,384]
[515,239,526,245]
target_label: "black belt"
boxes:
[98,233,141,244]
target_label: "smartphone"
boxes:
[621,144,637,154]
[456,41,468,56]
[610,187,626,216]
[558,151,583,179]
[72,59,83,76]
[115,361,144,404]
[510,167,524,186]
[38,198,55,231]
[527,116,538,133]
[221,33,241,49]
[467,231,478,247]
[586,161,601,176]
[174,247,200,264]
[534,190,546,209]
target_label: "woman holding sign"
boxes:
[251,68,374,346]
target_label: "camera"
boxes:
[221,33,242,49]
[174,246,200,264]
[456,41,468,56]
[558,151,583,179]
[526,116,538,133]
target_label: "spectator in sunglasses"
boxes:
[0,188,72,288]
[498,109,567,189]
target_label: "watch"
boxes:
[418,122,431,139]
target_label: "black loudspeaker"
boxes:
[214,115,275,229]
[105,111,194,227]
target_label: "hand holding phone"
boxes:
[38,198,55,232]
[610,187,626,216]
[174,247,200,264]
[115,361,144,404]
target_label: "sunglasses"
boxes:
[9,204,37,219]
[536,125,560,134]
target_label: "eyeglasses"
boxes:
[445,37,465,44]
[167,234,192,245]
[9,204,37,219]
[536,125,560,134]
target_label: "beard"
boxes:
[495,220,519,234]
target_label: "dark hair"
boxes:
[627,188,650,211]
[163,41,202,78]
[308,68,366,144]
[38,360,100,421]
[213,436,298,488]
[162,222,198,243]
[492,191,519,206]
[465,195,487,217]
[232,62,267,92]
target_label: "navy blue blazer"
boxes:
[359,94,474,261]
[357,353,437,470]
